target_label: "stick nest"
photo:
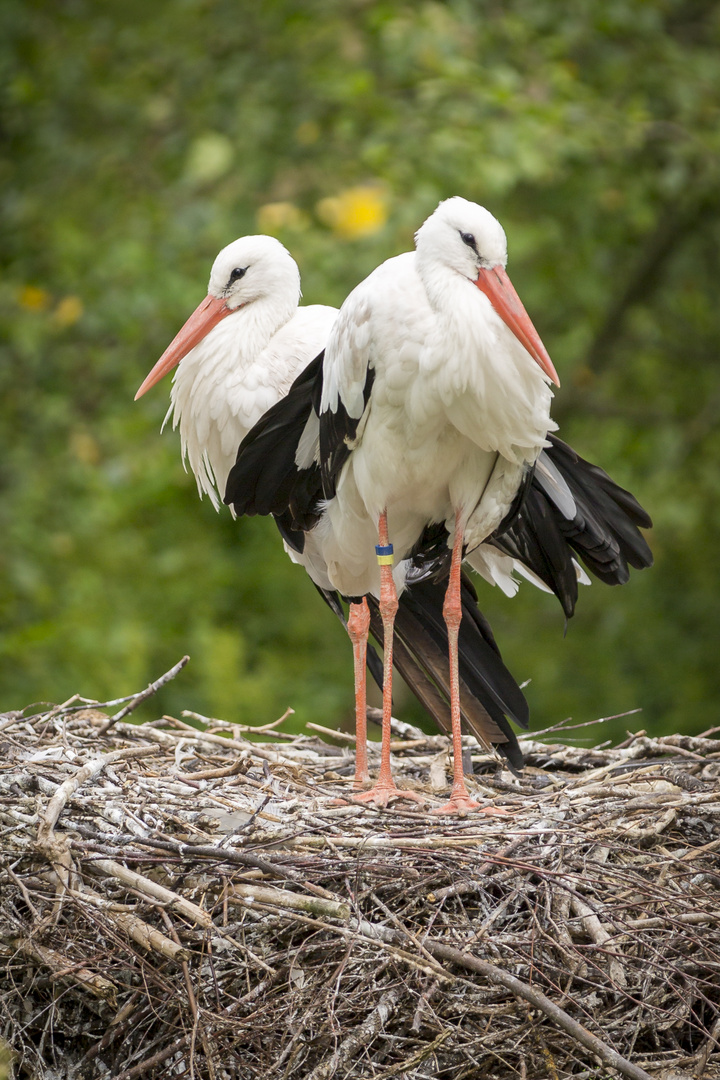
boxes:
[1,682,719,1080]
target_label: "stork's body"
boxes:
[311,199,561,811]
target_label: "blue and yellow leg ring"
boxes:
[376,543,394,566]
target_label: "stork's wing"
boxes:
[318,363,374,499]
[317,289,378,500]
[404,434,652,621]
[224,350,325,538]
[488,434,653,618]
[225,331,377,530]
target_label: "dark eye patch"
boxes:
[460,232,478,252]
[229,266,247,284]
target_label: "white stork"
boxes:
[135,234,337,503]
[135,233,533,792]
[226,198,652,815]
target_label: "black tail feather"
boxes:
[368,573,527,771]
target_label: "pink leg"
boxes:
[433,511,506,817]
[348,598,370,786]
[352,510,426,809]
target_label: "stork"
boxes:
[135,233,533,794]
[226,198,653,815]
[135,234,337,503]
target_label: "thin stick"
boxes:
[530,710,643,738]
[112,1036,191,1080]
[75,833,340,901]
[305,987,403,1080]
[423,940,653,1080]
[11,937,117,1004]
[96,656,190,734]
[227,882,350,921]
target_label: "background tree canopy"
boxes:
[2,0,719,743]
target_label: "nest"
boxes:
[1,662,720,1080]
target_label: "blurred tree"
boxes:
[1,0,719,740]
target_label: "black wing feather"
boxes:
[224,350,324,529]
[490,486,580,618]
[406,434,652,622]
[319,365,375,499]
[489,435,653,613]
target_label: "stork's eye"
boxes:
[460,232,477,251]
[229,266,247,284]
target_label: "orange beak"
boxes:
[134,294,235,400]
[474,266,560,387]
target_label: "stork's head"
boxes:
[415,197,560,387]
[207,235,301,311]
[415,197,508,279]
[135,235,301,400]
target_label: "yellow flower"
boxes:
[257,202,308,233]
[316,185,389,239]
[53,296,84,328]
[18,285,50,311]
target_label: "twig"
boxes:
[74,889,190,961]
[570,895,627,988]
[7,938,117,1004]
[422,940,653,1080]
[305,987,403,1080]
[227,883,350,921]
[306,722,428,752]
[112,1036,191,1080]
[183,706,296,736]
[305,722,358,744]
[87,858,214,929]
[530,710,642,738]
[96,656,190,734]
[175,758,249,782]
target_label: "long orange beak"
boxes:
[134,294,235,400]
[475,266,560,387]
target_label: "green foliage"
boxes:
[2,0,719,740]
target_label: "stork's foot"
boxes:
[351,780,428,809]
[432,786,512,817]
